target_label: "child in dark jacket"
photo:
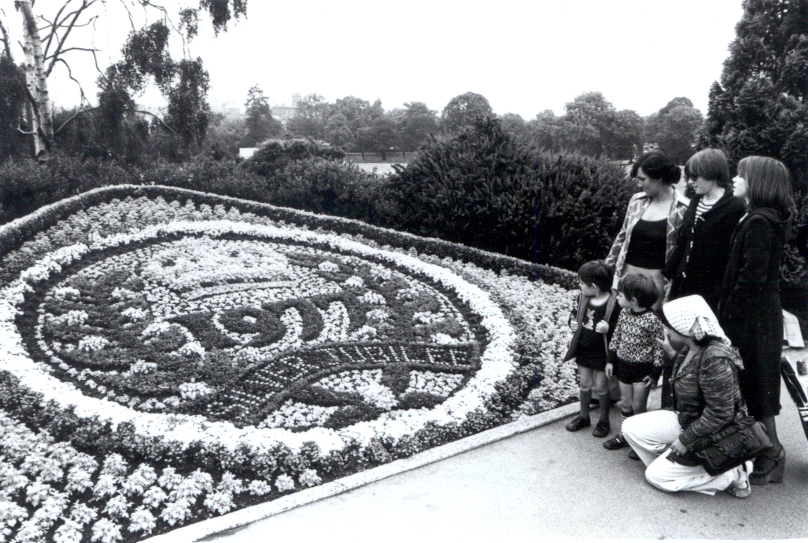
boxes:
[564,260,621,437]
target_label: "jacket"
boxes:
[662,191,746,309]
[563,290,620,362]
[606,190,690,287]
[719,206,791,322]
[671,342,742,449]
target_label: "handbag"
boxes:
[686,352,772,476]
[689,413,772,476]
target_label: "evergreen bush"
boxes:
[386,118,634,270]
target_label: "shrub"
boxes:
[385,118,634,270]
[243,138,344,189]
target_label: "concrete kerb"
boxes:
[141,401,580,543]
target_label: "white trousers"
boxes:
[622,410,744,495]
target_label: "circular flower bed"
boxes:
[0,186,577,542]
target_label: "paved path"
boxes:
[198,388,807,542]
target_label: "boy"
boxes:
[603,273,665,456]
[564,260,621,437]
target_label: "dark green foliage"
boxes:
[699,0,808,318]
[385,117,634,270]
[0,56,26,160]
[701,0,808,191]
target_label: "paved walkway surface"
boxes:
[200,387,808,542]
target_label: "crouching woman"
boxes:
[622,295,752,498]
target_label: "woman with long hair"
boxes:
[718,156,796,485]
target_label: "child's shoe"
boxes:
[565,415,591,432]
[603,434,628,449]
[592,420,610,438]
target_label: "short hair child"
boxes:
[578,260,613,293]
[564,260,620,437]
[603,273,665,455]
[618,273,658,310]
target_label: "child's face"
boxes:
[579,280,599,297]
[617,291,640,311]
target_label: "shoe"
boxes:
[592,420,610,438]
[727,461,753,498]
[603,434,628,450]
[627,449,640,460]
[565,415,590,432]
[750,445,785,486]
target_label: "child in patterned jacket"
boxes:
[603,273,665,457]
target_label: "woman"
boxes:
[622,295,752,498]
[718,156,795,485]
[663,149,745,311]
[606,152,689,310]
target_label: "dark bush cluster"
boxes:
[384,117,635,270]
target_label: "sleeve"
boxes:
[679,355,737,448]
[605,196,637,267]
[723,217,776,320]
[650,316,665,367]
[568,292,580,327]
[608,312,623,355]
[662,203,694,280]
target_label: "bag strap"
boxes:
[695,345,746,416]
[601,290,616,352]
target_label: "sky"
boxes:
[5,0,746,119]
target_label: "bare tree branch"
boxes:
[137,110,177,135]
[45,46,101,59]
[46,0,99,77]
[0,18,12,61]
[52,57,89,105]
[55,105,98,134]
[13,124,36,135]
[42,1,73,58]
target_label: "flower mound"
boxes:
[0,186,577,542]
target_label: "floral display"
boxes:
[0,186,576,542]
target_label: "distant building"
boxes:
[271,93,300,126]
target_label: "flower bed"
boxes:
[0,186,577,542]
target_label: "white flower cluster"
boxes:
[178,382,213,400]
[78,335,109,352]
[406,371,465,397]
[316,370,398,410]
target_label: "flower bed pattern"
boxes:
[0,186,577,542]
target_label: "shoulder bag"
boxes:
[687,350,772,476]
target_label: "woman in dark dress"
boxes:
[663,149,746,311]
[718,156,795,486]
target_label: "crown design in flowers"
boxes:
[22,233,485,430]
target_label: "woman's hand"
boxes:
[595,320,609,334]
[669,437,687,455]
[655,331,676,358]
[605,363,613,378]
[570,320,579,332]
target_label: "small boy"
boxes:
[564,260,621,437]
[603,273,665,456]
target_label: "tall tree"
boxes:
[555,92,642,159]
[441,92,493,134]
[700,0,808,191]
[398,101,438,151]
[287,93,332,140]
[2,0,248,158]
[242,84,282,147]
[651,101,703,164]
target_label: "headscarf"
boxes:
[662,295,744,371]
[662,295,728,342]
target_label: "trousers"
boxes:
[622,410,743,495]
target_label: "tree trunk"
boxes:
[20,0,53,158]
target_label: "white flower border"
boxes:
[0,219,517,458]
